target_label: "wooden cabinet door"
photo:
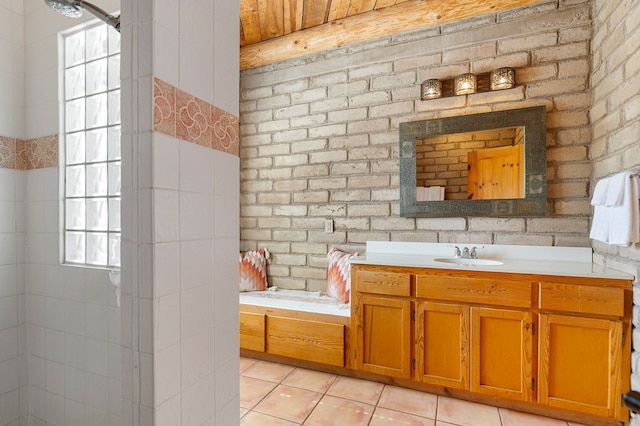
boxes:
[467,144,524,200]
[354,294,411,379]
[470,307,533,402]
[416,301,469,389]
[538,314,624,419]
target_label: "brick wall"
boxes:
[591,0,640,407]
[239,0,594,291]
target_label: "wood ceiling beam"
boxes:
[240,0,543,70]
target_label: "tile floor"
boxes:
[240,357,590,426]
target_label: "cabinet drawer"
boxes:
[539,283,625,317]
[240,312,265,352]
[355,270,411,297]
[267,316,344,367]
[416,275,531,308]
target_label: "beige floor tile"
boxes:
[240,376,277,409]
[436,396,501,426]
[326,376,384,405]
[377,385,438,419]
[240,356,258,373]
[242,360,296,383]
[304,395,374,426]
[281,368,337,393]
[500,408,568,425]
[240,411,301,425]
[370,407,435,425]
[240,407,249,419]
[254,384,322,423]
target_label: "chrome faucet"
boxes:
[454,246,478,259]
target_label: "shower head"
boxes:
[44,0,82,18]
[44,0,120,32]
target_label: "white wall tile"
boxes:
[63,267,86,301]
[64,333,85,370]
[153,133,179,190]
[155,393,181,426]
[108,343,121,380]
[153,189,180,242]
[0,388,20,425]
[85,337,109,376]
[214,317,237,367]
[0,295,18,329]
[64,366,86,404]
[214,356,238,413]
[179,192,213,240]
[181,373,214,426]
[0,327,18,361]
[153,22,178,86]
[44,296,64,331]
[85,371,109,412]
[153,242,180,297]
[154,343,180,405]
[0,265,17,297]
[180,331,213,391]
[64,300,85,335]
[85,303,109,342]
[179,239,213,291]
[0,357,19,396]
[139,352,154,408]
[0,233,17,265]
[214,195,239,239]
[0,169,16,201]
[65,399,86,425]
[46,391,65,426]
[0,201,17,232]
[138,297,153,354]
[44,329,64,363]
[44,359,64,395]
[156,292,179,350]
[179,141,214,194]
[180,285,213,341]
[29,354,45,389]
[28,325,45,358]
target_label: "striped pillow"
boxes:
[239,248,270,292]
[325,248,355,304]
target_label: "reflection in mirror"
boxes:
[416,127,525,201]
[400,106,547,218]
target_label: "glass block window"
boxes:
[62,22,121,268]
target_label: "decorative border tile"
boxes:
[153,77,239,156]
[0,134,58,170]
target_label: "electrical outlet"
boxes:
[324,219,334,234]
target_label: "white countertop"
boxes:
[239,289,350,317]
[350,242,634,281]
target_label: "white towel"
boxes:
[605,172,629,206]
[589,204,609,243]
[608,175,640,245]
[591,176,610,206]
[590,173,640,245]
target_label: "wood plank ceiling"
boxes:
[239,0,544,70]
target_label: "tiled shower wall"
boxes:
[239,0,596,292]
[0,1,123,425]
[120,0,240,423]
[591,0,640,413]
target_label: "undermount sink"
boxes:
[433,257,504,266]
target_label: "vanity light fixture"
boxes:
[421,79,442,100]
[419,67,517,100]
[490,67,516,90]
[454,73,477,95]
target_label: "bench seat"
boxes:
[239,289,351,367]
